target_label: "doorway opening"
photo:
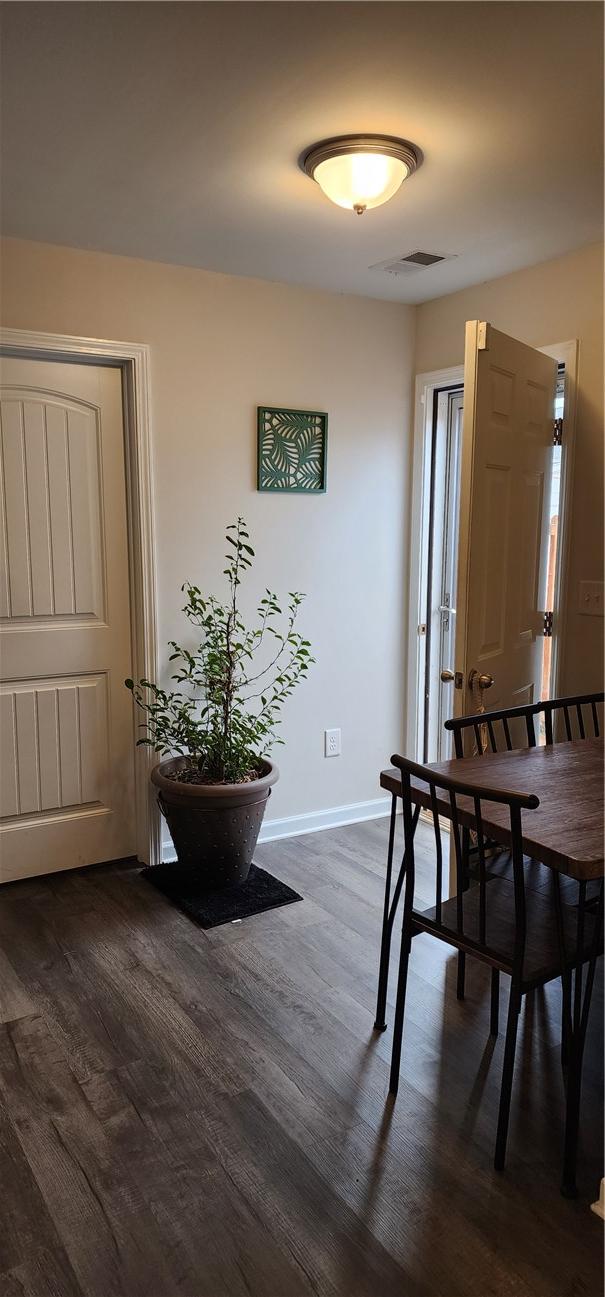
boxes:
[409,353,572,767]
[540,368,564,696]
[423,384,463,762]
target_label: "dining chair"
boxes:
[373,692,603,1038]
[444,692,604,1038]
[446,699,539,759]
[445,698,539,1018]
[372,701,535,1037]
[445,691,604,758]
[539,691,604,744]
[386,753,599,1172]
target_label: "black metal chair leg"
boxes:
[456,827,471,1004]
[490,968,500,1035]
[388,833,416,1097]
[494,982,522,1171]
[561,1027,584,1198]
[374,796,398,1031]
[560,881,602,1197]
[560,970,572,1067]
[551,871,573,1070]
[388,925,412,1096]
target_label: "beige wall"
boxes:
[415,242,604,695]
[1,237,415,824]
[2,236,602,834]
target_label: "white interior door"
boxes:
[447,321,557,739]
[0,357,136,882]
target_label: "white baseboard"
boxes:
[160,795,395,862]
[258,795,395,843]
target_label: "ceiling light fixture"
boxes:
[301,134,421,215]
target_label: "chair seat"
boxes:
[415,875,600,988]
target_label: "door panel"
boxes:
[0,358,135,881]
[0,674,108,818]
[477,464,510,658]
[1,393,105,619]
[517,469,544,640]
[454,321,557,723]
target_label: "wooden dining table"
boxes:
[378,737,604,1197]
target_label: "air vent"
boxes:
[370,251,456,276]
[403,251,444,265]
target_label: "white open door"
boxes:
[443,321,557,738]
[0,358,136,882]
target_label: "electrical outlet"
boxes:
[579,581,604,616]
[324,728,341,757]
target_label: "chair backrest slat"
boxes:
[473,794,487,945]
[508,804,527,972]
[400,769,416,862]
[430,785,443,923]
[544,705,554,745]
[449,789,464,934]
[525,709,537,747]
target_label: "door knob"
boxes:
[441,669,455,683]
[469,670,494,690]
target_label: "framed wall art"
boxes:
[257,406,328,493]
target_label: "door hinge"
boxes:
[553,418,563,446]
[543,610,554,637]
[477,321,490,351]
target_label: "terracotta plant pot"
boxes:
[151,757,279,888]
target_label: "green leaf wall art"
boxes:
[257,406,328,493]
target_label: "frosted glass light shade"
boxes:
[313,153,409,212]
[302,135,420,215]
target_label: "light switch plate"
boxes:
[578,581,604,616]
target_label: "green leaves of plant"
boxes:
[125,519,314,783]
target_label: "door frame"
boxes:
[538,339,578,705]
[0,327,160,867]
[406,338,578,760]
[407,364,464,760]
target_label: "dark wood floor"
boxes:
[0,818,602,1297]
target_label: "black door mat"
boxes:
[141,861,302,930]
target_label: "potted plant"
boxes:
[126,518,313,889]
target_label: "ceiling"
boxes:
[1,2,602,304]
